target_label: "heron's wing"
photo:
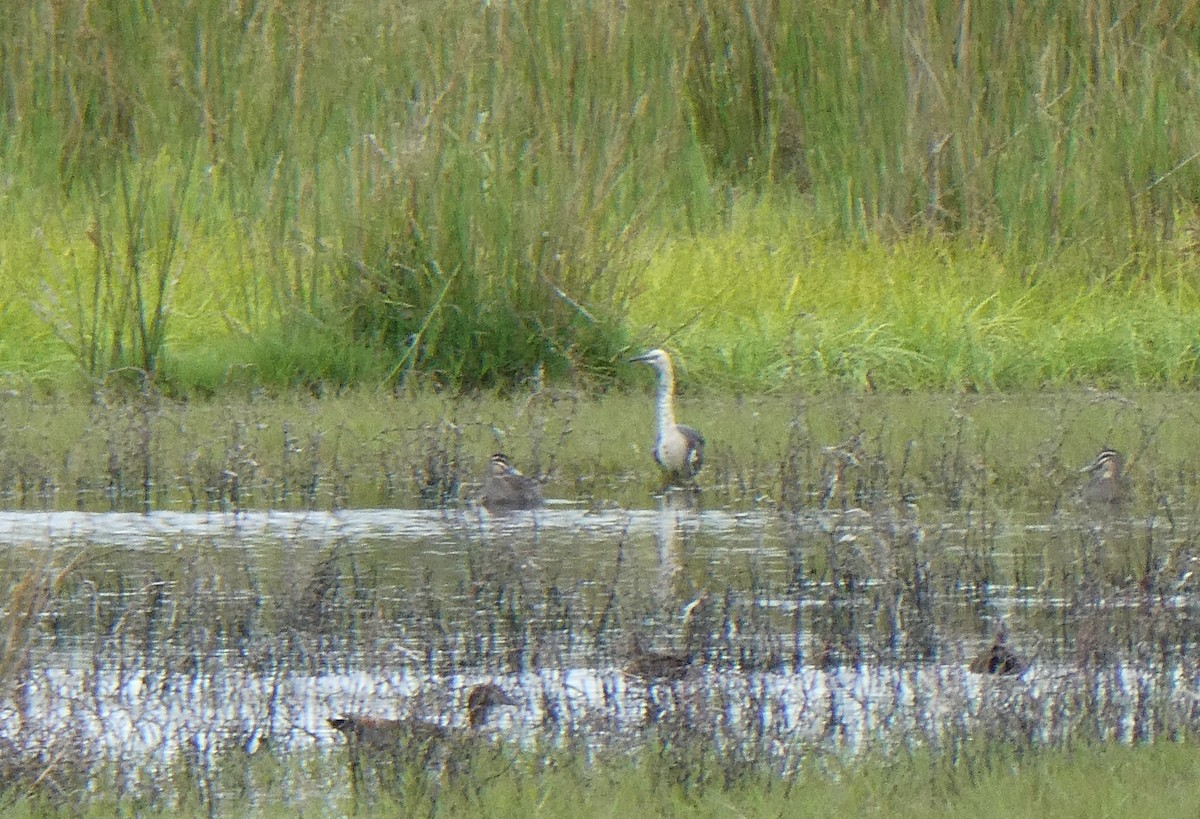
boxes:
[678,424,705,474]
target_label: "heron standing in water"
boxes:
[630,349,705,488]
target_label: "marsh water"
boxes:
[2,390,1200,800]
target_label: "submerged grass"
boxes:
[2,386,1199,512]
[4,2,1200,392]
[2,385,1200,516]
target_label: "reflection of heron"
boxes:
[967,625,1027,676]
[479,453,542,511]
[652,490,707,612]
[654,494,684,604]
[630,349,705,487]
[1080,448,1125,506]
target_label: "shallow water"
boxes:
[2,494,1198,783]
[2,391,1200,801]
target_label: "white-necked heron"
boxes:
[630,348,705,486]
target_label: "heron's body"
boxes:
[967,626,1026,676]
[654,423,705,480]
[479,453,542,511]
[631,349,705,485]
[1081,448,1125,505]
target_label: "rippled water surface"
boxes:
[4,497,1199,773]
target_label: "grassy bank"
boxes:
[4,738,1199,817]
[3,1,1200,394]
[634,201,1200,391]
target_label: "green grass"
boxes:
[789,741,1200,819]
[4,2,1200,393]
[631,197,1200,391]
[0,386,1193,518]
[5,739,1200,817]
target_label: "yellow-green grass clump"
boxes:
[632,197,1200,392]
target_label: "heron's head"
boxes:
[630,348,673,375]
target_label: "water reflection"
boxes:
[0,497,1197,782]
[13,654,1199,766]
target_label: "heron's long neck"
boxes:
[655,367,677,432]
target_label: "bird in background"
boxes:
[1080,447,1125,505]
[967,623,1027,676]
[630,348,705,488]
[624,595,709,682]
[624,640,694,682]
[328,682,518,751]
[479,452,542,511]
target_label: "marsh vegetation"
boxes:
[3,1,1200,393]
[4,0,1200,813]
[0,389,1198,814]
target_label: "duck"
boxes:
[623,595,708,682]
[967,625,1027,676]
[625,637,695,683]
[630,349,705,487]
[328,682,518,752]
[1080,447,1125,505]
[478,453,542,511]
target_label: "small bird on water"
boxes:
[625,634,695,683]
[967,624,1027,676]
[623,595,708,682]
[478,453,542,511]
[328,682,518,750]
[1080,447,1125,505]
[630,348,705,488]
